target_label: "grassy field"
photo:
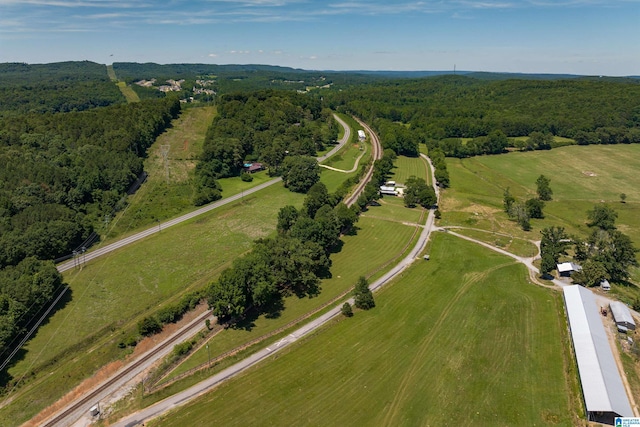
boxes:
[0,184,305,425]
[449,228,539,258]
[4,115,426,424]
[163,212,420,380]
[440,143,640,293]
[441,144,640,241]
[149,233,578,427]
[105,106,217,239]
[389,155,429,185]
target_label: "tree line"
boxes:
[0,98,180,368]
[325,76,640,158]
[0,61,124,115]
[206,181,359,322]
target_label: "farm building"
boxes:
[557,262,582,277]
[563,285,634,423]
[242,162,264,173]
[380,185,399,196]
[357,129,366,141]
[609,301,636,331]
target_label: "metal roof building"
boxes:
[610,301,636,331]
[557,261,582,277]
[563,285,634,423]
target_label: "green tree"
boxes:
[403,176,437,209]
[620,193,627,203]
[536,175,553,201]
[281,155,320,193]
[353,276,375,310]
[333,203,358,234]
[540,226,569,264]
[587,204,618,230]
[341,302,353,317]
[509,202,531,231]
[277,205,299,234]
[434,168,450,188]
[589,229,638,282]
[571,259,609,288]
[540,252,556,278]
[527,131,553,150]
[525,198,545,219]
[503,187,515,213]
[138,316,162,337]
[304,182,330,218]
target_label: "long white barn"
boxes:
[563,285,634,423]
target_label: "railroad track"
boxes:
[40,310,212,427]
[344,117,382,207]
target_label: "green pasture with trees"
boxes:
[149,233,578,427]
[440,144,640,298]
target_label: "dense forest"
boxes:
[0,80,179,365]
[194,90,339,204]
[325,76,640,158]
[0,62,124,115]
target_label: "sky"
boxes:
[0,0,639,76]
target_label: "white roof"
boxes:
[557,262,581,273]
[379,186,397,192]
[610,301,636,328]
[563,285,633,417]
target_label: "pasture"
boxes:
[389,155,430,185]
[149,233,578,427]
[163,212,420,381]
[440,143,640,294]
[441,144,640,242]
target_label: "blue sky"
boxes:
[0,0,638,75]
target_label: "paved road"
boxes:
[112,132,438,427]
[35,115,352,427]
[56,114,351,274]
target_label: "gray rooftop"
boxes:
[563,285,633,417]
[610,301,636,330]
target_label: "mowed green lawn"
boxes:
[150,233,576,427]
[390,155,429,185]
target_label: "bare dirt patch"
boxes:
[582,171,597,177]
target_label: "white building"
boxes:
[563,285,634,423]
[357,130,366,141]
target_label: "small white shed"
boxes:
[600,279,611,291]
